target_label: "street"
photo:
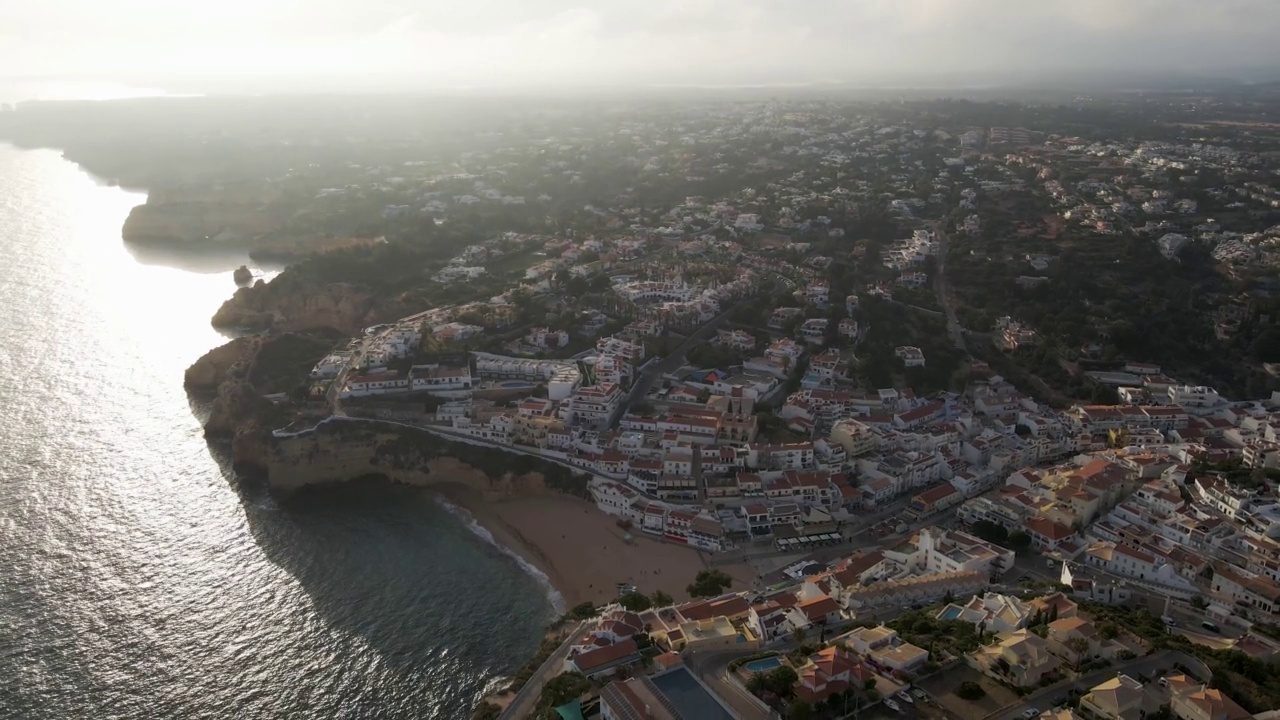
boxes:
[496,620,590,720]
[930,224,967,353]
[983,650,1187,720]
[608,299,747,428]
[685,650,777,720]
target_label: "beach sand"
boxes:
[436,485,760,609]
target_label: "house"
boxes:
[599,666,737,720]
[1082,541,1164,582]
[868,642,930,674]
[895,346,926,368]
[409,364,473,392]
[936,593,1033,634]
[1025,516,1078,552]
[909,484,963,516]
[526,327,570,348]
[839,624,900,655]
[1210,566,1280,617]
[890,527,1016,578]
[1028,593,1079,621]
[566,637,640,678]
[677,615,759,653]
[342,371,409,397]
[968,629,1062,688]
[715,328,757,352]
[1169,680,1252,720]
[787,594,843,631]
[1045,616,1107,665]
[1079,674,1147,720]
[565,383,623,429]
[793,644,869,704]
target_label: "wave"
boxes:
[434,497,567,615]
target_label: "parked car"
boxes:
[1161,615,1177,626]
[1201,621,1220,633]
[1022,708,1040,719]
[1158,677,1169,687]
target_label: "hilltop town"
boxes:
[7,89,1280,720]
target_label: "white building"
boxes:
[342,372,410,398]
[566,383,623,429]
[409,364,473,393]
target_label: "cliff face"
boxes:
[184,335,261,390]
[211,280,377,335]
[268,425,549,498]
[187,340,555,498]
[122,200,285,246]
[185,336,276,473]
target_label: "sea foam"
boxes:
[435,497,567,615]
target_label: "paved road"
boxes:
[497,620,589,720]
[983,651,1181,720]
[931,224,967,353]
[607,299,747,428]
[326,329,382,416]
[685,649,780,720]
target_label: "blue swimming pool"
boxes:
[743,656,782,674]
[937,605,963,621]
[498,380,535,389]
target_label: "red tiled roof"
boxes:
[571,638,639,674]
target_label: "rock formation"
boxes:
[122,200,285,246]
[211,279,377,335]
[185,336,276,473]
[233,265,253,285]
[267,421,550,498]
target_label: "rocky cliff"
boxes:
[185,335,282,474]
[268,424,550,497]
[187,340,571,499]
[211,279,378,335]
[122,200,286,247]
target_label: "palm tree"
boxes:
[792,625,808,646]
[1065,637,1092,670]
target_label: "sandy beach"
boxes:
[435,485,760,610]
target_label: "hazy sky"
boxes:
[4,0,1279,90]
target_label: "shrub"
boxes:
[957,681,986,700]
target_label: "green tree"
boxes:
[970,520,1009,545]
[617,592,652,612]
[1008,530,1032,552]
[956,681,986,700]
[687,569,733,598]
[565,602,596,620]
[765,666,800,698]
[792,625,808,646]
[650,590,673,607]
[1090,383,1119,405]
[786,699,815,720]
[1065,637,1092,669]
[538,672,591,710]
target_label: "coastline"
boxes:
[432,483,761,611]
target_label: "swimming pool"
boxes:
[742,656,782,674]
[937,605,963,621]
[498,381,535,389]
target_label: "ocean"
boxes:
[0,143,553,719]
